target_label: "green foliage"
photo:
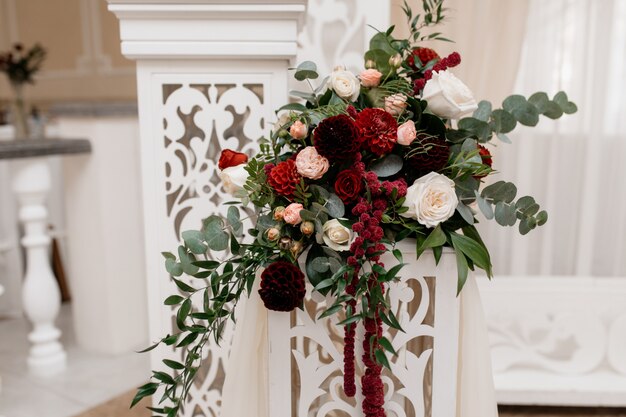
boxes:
[458,91,578,143]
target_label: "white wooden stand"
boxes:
[269,244,460,417]
[12,158,66,376]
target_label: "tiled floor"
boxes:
[0,304,150,417]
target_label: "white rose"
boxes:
[328,66,360,102]
[218,164,248,195]
[421,70,478,120]
[322,219,354,252]
[400,172,458,228]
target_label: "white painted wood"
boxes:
[479,275,626,406]
[268,244,460,417]
[11,158,66,376]
[52,117,148,354]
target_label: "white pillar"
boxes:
[107,2,306,414]
[12,158,66,376]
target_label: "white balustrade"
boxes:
[12,158,66,376]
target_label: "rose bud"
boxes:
[266,228,280,242]
[290,241,303,257]
[279,236,292,250]
[218,149,248,170]
[300,221,315,236]
[273,206,286,221]
[359,69,383,88]
[384,93,408,116]
[365,59,377,69]
[289,120,308,140]
[389,53,402,68]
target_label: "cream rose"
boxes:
[328,66,360,102]
[397,120,417,146]
[283,203,303,225]
[290,120,308,139]
[400,172,458,228]
[421,70,478,120]
[384,93,408,116]
[322,219,353,252]
[359,69,383,88]
[218,164,248,196]
[295,146,329,180]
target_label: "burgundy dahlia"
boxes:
[313,114,361,161]
[355,108,398,156]
[267,159,301,199]
[258,261,306,312]
[407,134,450,176]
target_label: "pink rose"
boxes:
[384,93,408,116]
[295,146,329,180]
[290,120,308,139]
[283,203,303,225]
[397,120,417,146]
[359,69,383,88]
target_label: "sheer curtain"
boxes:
[480,0,626,277]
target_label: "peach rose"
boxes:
[290,120,308,139]
[397,120,417,146]
[385,93,408,116]
[295,146,329,180]
[359,69,383,88]
[283,203,303,225]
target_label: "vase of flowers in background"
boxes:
[0,43,46,139]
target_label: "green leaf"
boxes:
[528,92,550,113]
[364,49,391,75]
[326,193,345,218]
[314,278,334,291]
[178,246,199,275]
[161,252,175,260]
[475,192,494,219]
[503,95,539,126]
[311,257,329,273]
[370,154,404,177]
[165,258,183,277]
[553,91,578,114]
[458,117,492,142]
[495,202,517,226]
[449,232,492,274]
[452,245,469,294]
[163,359,185,370]
[456,203,475,225]
[416,225,446,258]
[182,230,207,255]
[176,299,192,328]
[293,61,319,81]
[164,295,184,306]
[536,210,548,226]
[473,100,492,122]
[491,109,516,134]
[227,206,242,235]
[375,349,391,370]
[172,278,195,293]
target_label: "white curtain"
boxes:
[480,0,626,277]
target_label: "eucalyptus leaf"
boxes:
[326,193,345,218]
[456,203,475,225]
[370,154,404,177]
[473,100,492,122]
[293,61,319,81]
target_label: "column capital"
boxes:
[107,0,307,60]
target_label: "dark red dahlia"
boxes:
[313,114,362,161]
[258,261,306,312]
[334,169,364,203]
[407,134,450,176]
[267,159,301,199]
[407,47,440,70]
[355,108,398,156]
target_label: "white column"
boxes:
[12,158,66,376]
[107,2,306,415]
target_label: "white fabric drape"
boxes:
[220,274,498,417]
[480,0,626,277]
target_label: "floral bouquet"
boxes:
[133,2,576,416]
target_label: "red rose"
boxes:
[474,145,493,179]
[334,169,363,203]
[267,159,301,199]
[355,108,398,156]
[218,149,248,170]
[258,261,306,312]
